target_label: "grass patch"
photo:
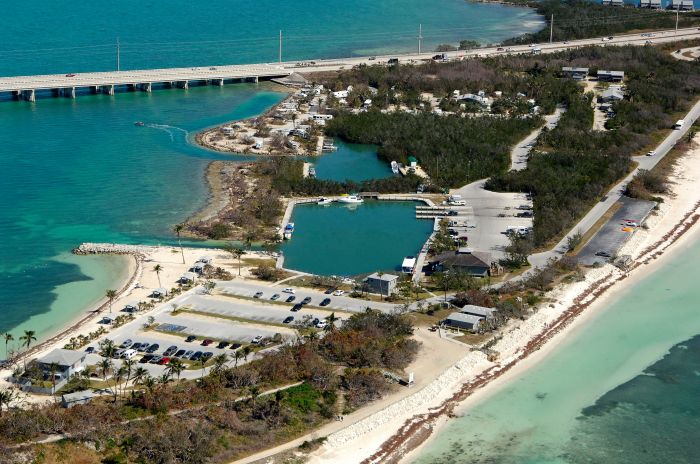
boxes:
[180,308,292,330]
[455,332,490,345]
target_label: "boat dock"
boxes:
[415,205,470,219]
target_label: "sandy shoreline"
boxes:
[297,139,700,463]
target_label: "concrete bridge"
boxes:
[0,63,290,101]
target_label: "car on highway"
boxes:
[283,316,294,324]
[185,335,197,342]
[254,291,263,298]
[496,47,504,51]
[282,287,295,294]
[65,73,76,77]
[388,58,399,65]
[146,344,160,354]
[320,298,331,307]
[368,56,376,60]
[602,37,611,42]
[646,151,655,157]
[286,295,296,302]
[291,303,303,312]
[595,251,612,258]
[332,290,345,296]
[301,297,312,305]
[217,341,229,349]
[251,335,264,344]
[270,293,281,301]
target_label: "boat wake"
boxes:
[145,123,189,142]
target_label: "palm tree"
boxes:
[211,353,229,378]
[100,339,117,358]
[377,271,385,300]
[199,358,207,377]
[223,243,245,276]
[122,358,135,389]
[233,350,242,368]
[0,388,21,417]
[49,362,59,398]
[142,375,156,393]
[153,264,163,287]
[324,313,339,332]
[173,223,186,264]
[244,231,256,251]
[242,345,252,361]
[3,333,13,361]
[19,330,36,369]
[249,385,260,407]
[132,367,149,386]
[98,358,113,382]
[159,372,171,384]
[105,289,117,313]
[165,358,185,382]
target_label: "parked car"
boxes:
[158,357,171,365]
[174,349,186,358]
[282,288,295,294]
[183,350,195,359]
[185,335,197,342]
[283,316,294,324]
[85,346,96,354]
[320,298,331,307]
[137,343,150,352]
[217,341,229,349]
[114,348,126,358]
[286,295,296,302]
[254,291,263,298]
[120,339,133,348]
[302,297,312,304]
[251,335,264,344]
[131,342,142,351]
[291,303,303,312]
[332,290,345,296]
[140,354,155,363]
[316,321,328,329]
[191,351,203,361]
[595,251,612,258]
[121,349,138,359]
[270,294,281,301]
[146,344,160,354]
[230,343,242,350]
[149,355,163,364]
[202,352,213,361]
[202,339,213,346]
[164,345,178,356]
[324,288,335,294]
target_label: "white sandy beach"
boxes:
[298,138,700,464]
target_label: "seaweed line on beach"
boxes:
[362,201,700,464]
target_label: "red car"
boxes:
[202,339,213,346]
[158,357,171,365]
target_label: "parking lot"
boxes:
[578,196,656,265]
[450,180,534,259]
[215,280,401,313]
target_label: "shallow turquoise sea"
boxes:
[0,1,543,341]
[412,236,700,464]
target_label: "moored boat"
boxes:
[391,160,399,174]
[317,197,333,205]
[283,222,295,240]
[337,194,364,204]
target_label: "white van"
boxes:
[673,119,685,130]
[121,349,138,360]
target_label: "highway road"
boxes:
[1,26,698,94]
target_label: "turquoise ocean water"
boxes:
[412,236,700,464]
[0,1,543,342]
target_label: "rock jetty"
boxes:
[73,242,160,255]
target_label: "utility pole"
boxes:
[278,30,282,63]
[549,14,554,44]
[116,37,120,71]
[675,8,679,35]
[418,24,423,55]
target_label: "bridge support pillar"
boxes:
[64,87,76,99]
[23,89,36,102]
[11,90,21,100]
[91,86,99,94]
[177,81,189,89]
[254,76,259,84]
[139,82,152,92]
[216,78,224,86]
[102,85,114,95]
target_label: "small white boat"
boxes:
[391,160,399,174]
[308,167,316,178]
[283,222,295,240]
[317,197,333,205]
[337,194,364,204]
